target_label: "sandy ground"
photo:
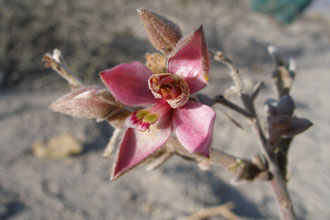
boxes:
[1,1,330,219]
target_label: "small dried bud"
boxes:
[137,8,182,54]
[49,86,116,119]
[277,95,295,117]
[267,103,279,116]
[268,115,291,131]
[282,117,313,137]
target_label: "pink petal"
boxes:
[100,62,157,106]
[126,102,172,131]
[112,112,173,180]
[173,101,215,157]
[168,26,210,94]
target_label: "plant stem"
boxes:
[167,137,239,169]
[214,51,297,220]
[43,49,83,90]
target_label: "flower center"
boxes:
[148,73,190,109]
[149,74,181,99]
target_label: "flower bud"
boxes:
[49,86,116,119]
[137,8,182,54]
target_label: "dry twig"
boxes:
[213,50,297,220]
[43,49,83,90]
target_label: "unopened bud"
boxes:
[49,86,116,119]
[137,8,182,54]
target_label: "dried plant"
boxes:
[43,8,312,220]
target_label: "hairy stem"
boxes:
[168,137,238,169]
[167,137,265,181]
[213,95,254,119]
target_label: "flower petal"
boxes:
[112,112,173,180]
[100,62,157,106]
[173,101,215,157]
[168,26,210,94]
[126,102,172,131]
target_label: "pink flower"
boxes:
[100,27,215,180]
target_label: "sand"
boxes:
[1,1,330,219]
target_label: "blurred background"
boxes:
[1,0,330,219]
